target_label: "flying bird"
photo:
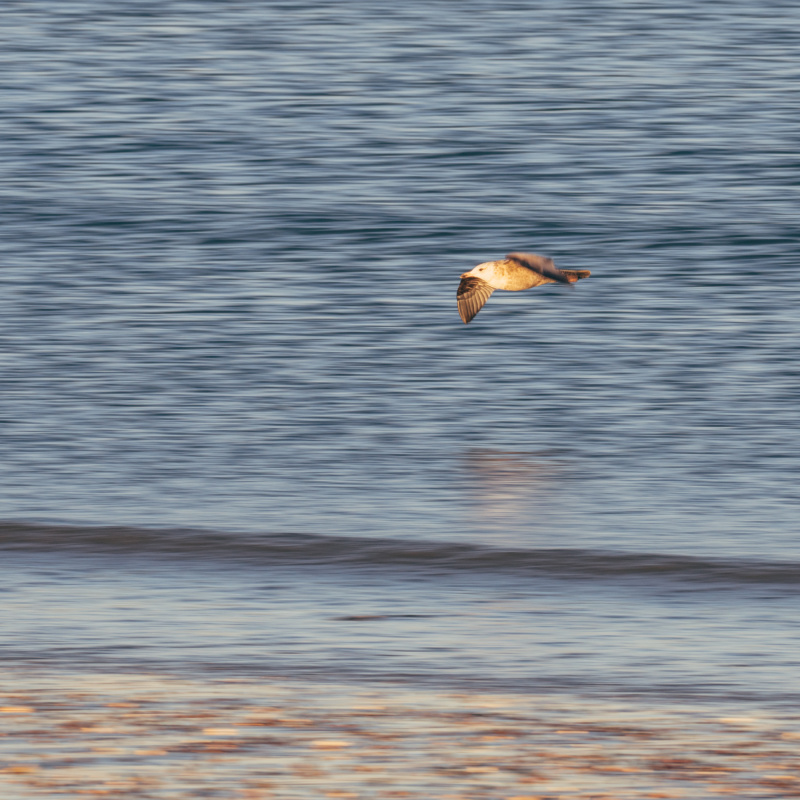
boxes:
[457,252,591,324]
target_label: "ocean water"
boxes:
[1,0,800,710]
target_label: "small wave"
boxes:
[1,521,798,589]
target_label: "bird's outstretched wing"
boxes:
[506,252,573,284]
[457,277,495,324]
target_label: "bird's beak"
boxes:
[460,271,473,279]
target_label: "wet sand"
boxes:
[1,667,799,799]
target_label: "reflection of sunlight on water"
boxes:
[462,450,563,541]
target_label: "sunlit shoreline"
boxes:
[2,666,799,799]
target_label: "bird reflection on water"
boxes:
[461,450,564,542]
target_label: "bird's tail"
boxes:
[561,269,591,283]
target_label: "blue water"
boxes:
[1,1,799,707]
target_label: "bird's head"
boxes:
[462,261,494,279]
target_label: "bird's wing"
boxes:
[506,252,572,284]
[457,277,495,324]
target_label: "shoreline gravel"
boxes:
[2,667,799,799]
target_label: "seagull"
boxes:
[457,252,591,324]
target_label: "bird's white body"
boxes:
[462,259,554,291]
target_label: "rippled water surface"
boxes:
[1,1,799,707]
